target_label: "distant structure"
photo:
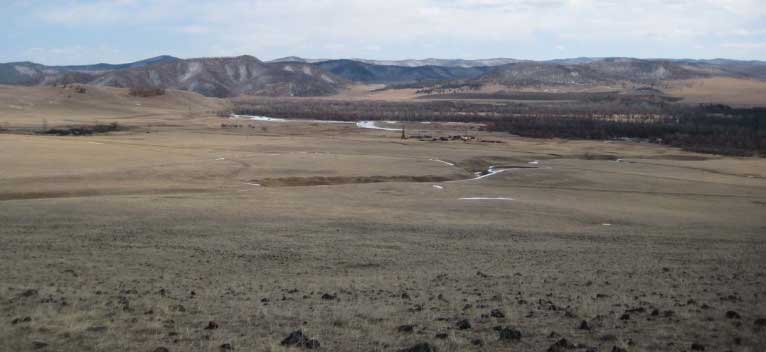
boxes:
[401,127,406,140]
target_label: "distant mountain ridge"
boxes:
[0,55,344,97]
[1,55,765,97]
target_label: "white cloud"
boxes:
[17,0,766,60]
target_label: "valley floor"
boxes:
[1,87,765,351]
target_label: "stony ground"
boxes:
[1,86,765,351]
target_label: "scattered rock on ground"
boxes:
[456,319,472,330]
[399,342,435,352]
[490,309,505,318]
[498,327,522,341]
[726,311,741,319]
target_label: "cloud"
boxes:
[6,0,766,62]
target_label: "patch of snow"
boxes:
[87,142,103,145]
[356,121,401,131]
[215,157,226,161]
[602,223,612,226]
[429,158,455,167]
[283,65,295,72]
[528,160,540,165]
[302,66,313,76]
[232,114,287,122]
[468,166,507,181]
[320,74,335,84]
[432,185,444,190]
[14,65,36,76]
[244,182,261,187]
[180,61,203,82]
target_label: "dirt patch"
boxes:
[250,175,459,187]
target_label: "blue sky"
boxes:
[3,0,766,65]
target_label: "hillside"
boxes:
[0,56,344,98]
[312,59,492,84]
[93,56,344,97]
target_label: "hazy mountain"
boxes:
[352,58,524,68]
[474,58,721,87]
[269,56,329,64]
[3,55,766,97]
[92,56,344,97]
[313,59,492,84]
[55,55,180,73]
[0,56,180,86]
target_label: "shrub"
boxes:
[129,87,166,97]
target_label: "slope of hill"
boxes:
[474,58,714,87]
[0,56,181,86]
[312,59,491,84]
[0,56,344,98]
[92,55,344,97]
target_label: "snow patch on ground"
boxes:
[432,185,444,190]
[356,121,401,131]
[528,160,540,165]
[215,157,226,161]
[468,166,507,181]
[429,159,455,166]
[232,114,287,122]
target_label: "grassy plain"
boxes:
[1,86,765,351]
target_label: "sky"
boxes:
[3,0,766,65]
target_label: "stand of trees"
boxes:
[230,97,764,156]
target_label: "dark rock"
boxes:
[498,327,522,341]
[691,342,705,350]
[619,314,630,320]
[321,293,337,300]
[611,347,627,352]
[399,342,435,352]
[281,330,306,346]
[204,321,219,330]
[152,348,170,352]
[547,338,576,352]
[650,309,659,316]
[663,310,674,317]
[476,271,489,278]
[20,289,39,298]
[755,318,766,326]
[725,311,741,319]
[32,341,48,350]
[11,316,31,324]
[220,343,233,351]
[471,338,483,346]
[490,309,505,318]
[304,340,320,349]
[578,320,592,330]
[435,333,448,339]
[456,319,472,330]
[401,292,411,300]
[397,324,415,333]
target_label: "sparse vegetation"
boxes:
[39,122,121,136]
[129,86,166,97]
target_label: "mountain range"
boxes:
[2,55,765,98]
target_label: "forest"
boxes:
[230,97,765,156]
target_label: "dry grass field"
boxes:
[1,86,765,352]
